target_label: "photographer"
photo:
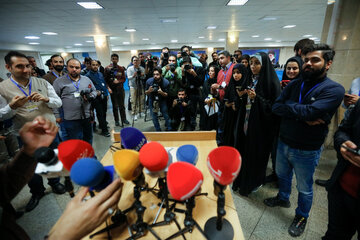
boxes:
[127,56,146,121]
[53,58,97,144]
[162,54,182,114]
[104,54,129,127]
[145,55,159,80]
[177,45,203,68]
[180,56,205,130]
[233,49,242,63]
[171,89,192,131]
[145,67,171,131]
[85,60,110,137]
[159,47,170,68]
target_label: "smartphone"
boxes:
[344,94,351,99]
[341,145,360,155]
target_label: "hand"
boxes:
[211,83,220,90]
[225,101,233,108]
[172,99,177,107]
[158,87,163,94]
[133,72,137,78]
[0,135,5,140]
[306,118,325,126]
[340,141,360,167]
[96,90,101,96]
[236,89,247,97]
[166,65,170,71]
[344,94,359,106]
[9,95,29,109]
[232,103,236,111]
[113,79,120,84]
[19,116,58,156]
[48,178,123,240]
[30,92,49,102]
[246,89,256,100]
[204,99,211,105]
[108,88,112,94]
[148,86,154,93]
[56,118,62,124]
[188,69,196,76]
[182,101,188,107]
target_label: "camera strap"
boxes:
[67,75,81,92]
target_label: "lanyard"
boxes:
[10,77,31,96]
[222,63,232,83]
[67,75,80,92]
[52,71,60,78]
[299,81,320,103]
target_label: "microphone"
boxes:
[120,127,147,151]
[70,158,115,192]
[139,142,170,178]
[176,144,198,165]
[167,162,203,201]
[204,146,242,240]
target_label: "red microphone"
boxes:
[167,162,203,201]
[139,142,170,178]
[58,140,95,171]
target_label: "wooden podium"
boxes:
[84,131,244,240]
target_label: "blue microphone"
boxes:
[176,144,198,165]
[70,158,115,192]
[120,127,147,151]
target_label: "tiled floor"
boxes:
[12,91,358,240]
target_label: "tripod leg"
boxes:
[165,227,191,240]
[194,220,209,240]
[147,226,162,240]
[173,218,187,240]
[152,199,165,224]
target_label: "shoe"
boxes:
[265,173,278,184]
[51,183,66,194]
[101,131,111,137]
[288,215,307,237]
[25,193,45,212]
[15,211,24,219]
[115,121,120,126]
[123,119,130,125]
[315,179,328,187]
[264,195,291,208]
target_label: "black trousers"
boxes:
[92,97,108,132]
[110,89,126,123]
[323,182,360,240]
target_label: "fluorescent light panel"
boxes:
[125,28,136,32]
[77,2,103,9]
[160,18,178,23]
[303,34,312,37]
[42,32,58,35]
[252,35,260,38]
[86,40,94,43]
[207,26,217,30]
[25,36,39,39]
[171,40,178,43]
[74,43,83,46]
[142,38,149,41]
[29,42,40,45]
[226,0,249,6]
[264,38,272,40]
[218,38,225,41]
[283,25,296,28]
[123,42,130,44]
[198,36,205,39]
[262,17,277,21]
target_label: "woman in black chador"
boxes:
[222,63,248,146]
[232,52,281,196]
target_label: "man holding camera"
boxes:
[104,53,129,127]
[127,56,146,121]
[85,60,110,137]
[159,47,170,68]
[233,50,242,63]
[180,56,205,130]
[171,88,192,131]
[162,54,182,113]
[178,45,203,68]
[53,58,97,144]
[145,67,171,131]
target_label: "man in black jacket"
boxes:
[322,100,360,240]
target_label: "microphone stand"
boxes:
[204,182,234,240]
[165,196,208,240]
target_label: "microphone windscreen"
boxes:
[70,158,104,187]
[113,149,142,181]
[167,162,203,201]
[176,145,198,165]
[120,127,147,151]
[92,165,115,191]
[139,142,168,172]
[207,146,241,186]
[58,140,94,171]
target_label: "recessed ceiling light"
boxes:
[42,32,58,35]
[125,28,136,32]
[77,2,103,9]
[171,40,178,43]
[283,25,296,28]
[207,26,217,30]
[86,40,94,43]
[142,38,149,41]
[252,35,260,38]
[160,18,178,23]
[226,0,249,6]
[261,16,277,21]
[123,42,130,45]
[198,36,205,39]
[264,38,272,41]
[25,36,40,39]
[74,43,83,46]
[28,42,40,45]
[218,38,225,41]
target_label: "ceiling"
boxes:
[0,0,329,52]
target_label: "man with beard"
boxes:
[42,55,64,85]
[264,44,345,237]
[53,58,97,144]
[208,52,220,70]
[27,56,46,77]
[145,67,171,131]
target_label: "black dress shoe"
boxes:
[25,194,44,212]
[315,179,328,187]
[115,121,120,126]
[51,183,66,194]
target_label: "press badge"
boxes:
[74,92,80,98]
[26,104,39,112]
[221,81,226,88]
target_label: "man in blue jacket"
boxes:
[86,60,110,137]
[264,44,345,237]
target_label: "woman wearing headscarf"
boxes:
[232,52,281,196]
[222,64,247,146]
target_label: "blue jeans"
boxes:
[63,118,93,144]
[149,98,171,131]
[276,139,322,218]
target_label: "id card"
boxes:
[26,104,39,112]
[74,92,80,98]
[221,81,226,88]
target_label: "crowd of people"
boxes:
[0,38,359,239]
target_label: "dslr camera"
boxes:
[177,98,184,105]
[184,64,192,71]
[181,51,188,58]
[80,89,95,102]
[152,83,159,94]
[169,64,176,72]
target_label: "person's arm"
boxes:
[48,178,123,240]
[0,95,20,121]
[45,82,62,108]
[52,80,62,119]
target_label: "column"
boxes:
[93,35,111,68]
[225,31,239,53]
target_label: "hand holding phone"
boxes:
[341,144,360,155]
